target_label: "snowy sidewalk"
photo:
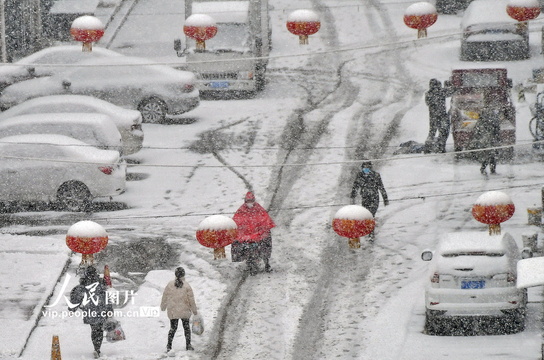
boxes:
[0,234,71,358]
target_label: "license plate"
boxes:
[461,280,485,289]
[209,81,229,88]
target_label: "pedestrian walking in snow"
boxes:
[68,266,113,359]
[232,192,276,275]
[468,103,500,175]
[161,266,198,353]
[425,78,454,153]
[350,161,389,240]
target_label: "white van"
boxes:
[460,0,529,61]
[421,231,530,335]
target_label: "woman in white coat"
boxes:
[161,267,198,352]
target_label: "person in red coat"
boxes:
[232,192,276,275]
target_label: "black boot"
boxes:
[264,261,272,273]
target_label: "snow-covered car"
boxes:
[0,134,126,212]
[0,113,123,154]
[0,56,200,123]
[421,231,529,335]
[0,45,123,91]
[0,95,143,155]
[460,0,529,61]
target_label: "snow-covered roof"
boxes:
[462,0,520,28]
[192,1,249,23]
[0,95,142,127]
[437,231,515,255]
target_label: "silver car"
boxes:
[0,56,200,123]
[0,95,143,155]
[0,134,126,212]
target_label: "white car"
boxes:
[0,113,123,154]
[0,95,143,155]
[421,231,530,335]
[0,134,126,212]
[0,56,200,123]
[460,0,529,61]
[0,45,123,91]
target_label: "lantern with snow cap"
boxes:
[184,14,218,51]
[286,9,321,45]
[507,0,540,33]
[196,215,238,259]
[404,2,438,38]
[472,191,515,235]
[70,16,105,52]
[66,220,108,266]
[332,205,376,249]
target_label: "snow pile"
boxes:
[184,14,216,27]
[66,220,108,238]
[197,215,237,230]
[517,257,544,288]
[508,0,540,8]
[71,15,105,31]
[474,191,513,206]
[333,205,374,220]
[287,9,320,23]
[404,2,437,16]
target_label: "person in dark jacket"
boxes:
[425,78,454,153]
[69,266,113,359]
[468,105,501,175]
[350,160,389,239]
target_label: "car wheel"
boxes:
[138,98,167,123]
[56,182,92,212]
[425,311,440,335]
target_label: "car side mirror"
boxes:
[521,247,533,259]
[421,250,433,261]
[26,67,35,76]
[62,80,71,90]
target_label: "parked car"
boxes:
[421,231,530,335]
[0,134,126,211]
[448,68,515,160]
[0,113,123,154]
[0,95,143,155]
[0,45,123,92]
[0,56,200,123]
[460,0,529,61]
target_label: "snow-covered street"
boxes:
[3,0,544,358]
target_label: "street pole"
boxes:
[0,0,7,63]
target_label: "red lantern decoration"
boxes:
[70,16,105,52]
[404,2,438,38]
[472,191,515,235]
[286,9,321,45]
[332,205,375,249]
[66,220,108,266]
[196,215,237,259]
[507,0,540,22]
[184,14,218,51]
